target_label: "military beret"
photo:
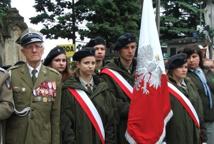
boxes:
[16,28,43,46]
[43,46,66,66]
[114,33,136,51]
[73,47,95,61]
[86,36,106,47]
[166,53,187,70]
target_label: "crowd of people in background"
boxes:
[1,27,214,144]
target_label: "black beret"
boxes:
[16,28,43,46]
[73,47,95,61]
[166,53,187,70]
[114,33,136,51]
[86,36,106,47]
[43,46,66,66]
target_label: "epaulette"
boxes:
[8,65,22,71]
[185,76,191,81]
[0,67,7,73]
[46,66,61,75]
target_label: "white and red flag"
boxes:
[126,0,173,143]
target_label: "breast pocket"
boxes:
[13,86,28,105]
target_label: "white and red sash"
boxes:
[101,68,133,100]
[67,88,105,144]
[168,82,200,128]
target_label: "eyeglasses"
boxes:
[24,43,43,49]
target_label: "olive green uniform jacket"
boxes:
[61,75,117,144]
[0,68,14,144]
[6,64,61,144]
[187,70,214,122]
[166,76,203,144]
[100,58,136,144]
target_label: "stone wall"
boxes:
[0,8,27,66]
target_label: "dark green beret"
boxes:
[114,33,136,51]
[16,29,43,46]
[43,46,66,66]
[166,53,187,70]
[86,36,106,47]
[73,47,95,61]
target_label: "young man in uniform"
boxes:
[5,28,61,144]
[86,36,107,72]
[0,67,13,144]
[101,33,137,144]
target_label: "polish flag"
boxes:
[126,0,172,143]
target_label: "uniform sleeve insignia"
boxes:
[46,66,61,75]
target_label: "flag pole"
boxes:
[155,0,160,35]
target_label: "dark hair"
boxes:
[61,60,73,82]
[182,44,204,68]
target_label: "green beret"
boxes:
[73,47,95,61]
[86,36,106,47]
[114,33,136,51]
[44,46,66,66]
[166,53,187,70]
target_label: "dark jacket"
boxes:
[6,64,61,144]
[166,76,203,144]
[0,68,14,144]
[101,58,136,144]
[187,70,214,122]
[61,75,116,144]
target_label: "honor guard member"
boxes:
[85,36,107,73]
[6,28,62,144]
[61,48,117,144]
[0,67,14,144]
[100,33,137,144]
[165,53,206,143]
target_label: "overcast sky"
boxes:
[11,0,73,58]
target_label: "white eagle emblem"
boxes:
[135,44,163,94]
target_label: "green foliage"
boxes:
[0,0,10,21]
[160,0,206,39]
[30,0,141,47]
[31,0,76,39]
[31,0,209,45]
[78,0,141,45]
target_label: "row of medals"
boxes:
[33,81,57,102]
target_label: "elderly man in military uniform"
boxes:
[0,67,13,144]
[5,28,61,144]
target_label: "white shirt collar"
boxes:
[27,62,42,77]
[79,76,94,89]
